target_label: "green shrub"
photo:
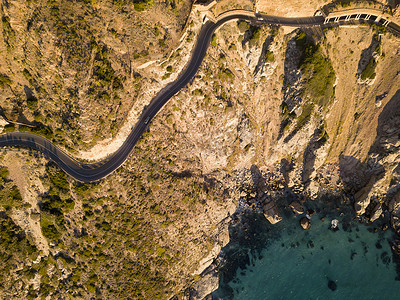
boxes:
[46,165,69,190]
[159,39,166,48]
[360,57,377,80]
[40,213,61,241]
[340,1,351,8]
[93,49,123,91]
[211,34,217,47]
[19,123,54,139]
[295,31,307,49]
[249,26,261,47]
[9,185,22,202]
[299,40,336,108]
[295,103,314,132]
[162,73,171,80]
[0,166,9,178]
[265,50,275,63]
[0,213,38,259]
[74,183,92,198]
[26,96,38,110]
[133,0,153,12]
[3,123,15,132]
[2,16,15,47]
[0,185,23,210]
[237,21,250,33]
[0,73,11,88]
[218,68,234,82]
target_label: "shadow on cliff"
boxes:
[301,125,328,185]
[337,90,400,195]
[369,89,400,157]
[250,164,265,192]
[367,89,400,278]
[277,33,303,141]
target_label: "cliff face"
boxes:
[1,0,400,299]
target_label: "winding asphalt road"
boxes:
[0,12,398,182]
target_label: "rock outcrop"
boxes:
[189,265,219,300]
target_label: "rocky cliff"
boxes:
[0,0,400,299]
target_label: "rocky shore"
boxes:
[187,154,400,298]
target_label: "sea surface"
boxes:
[213,196,400,299]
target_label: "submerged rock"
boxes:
[306,208,315,216]
[289,201,304,214]
[300,217,310,230]
[328,280,337,291]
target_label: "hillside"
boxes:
[0,0,400,299]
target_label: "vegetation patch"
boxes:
[38,163,74,242]
[218,68,234,83]
[2,16,15,47]
[19,122,54,140]
[0,213,38,272]
[26,95,38,111]
[40,212,62,241]
[248,25,261,47]
[0,166,27,211]
[295,103,314,132]
[211,33,217,47]
[265,50,275,63]
[237,20,250,33]
[92,47,123,90]
[0,73,12,89]
[358,35,381,82]
[280,31,336,137]
[296,32,336,108]
[112,0,154,11]
[0,166,9,178]
[360,57,377,80]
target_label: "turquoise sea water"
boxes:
[213,198,400,299]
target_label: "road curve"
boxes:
[0,12,398,182]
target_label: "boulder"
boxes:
[289,201,304,214]
[300,217,310,230]
[331,219,339,231]
[263,201,282,224]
